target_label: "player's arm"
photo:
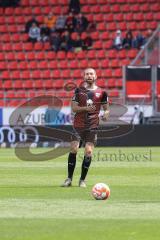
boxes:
[71,101,96,113]
[101,91,110,121]
[101,103,110,121]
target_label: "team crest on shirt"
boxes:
[95,93,101,98]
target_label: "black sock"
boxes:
[80,155,92,181]
[68,152,77,180]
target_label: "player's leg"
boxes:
[79,142,94,187]
[61,140,79,187]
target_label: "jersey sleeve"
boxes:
[101,91,108,104]
[72,88,79,103]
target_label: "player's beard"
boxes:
[85,78,95,88]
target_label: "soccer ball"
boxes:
[92,183,110,200]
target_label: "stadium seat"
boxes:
[34,80,44,89]
[18,61,28,70]
[69,60,79,69]
[3,81,13,89]
[56,51,66,60]
[32,70,42,79]
[34,42,43,51]
[61,69,70,78]
[97,50,106,59]
[87,50,96,59]
[101,59,109,68]
[52,70,61,79]
[11,71,21,80]
[105,13,114,22]
[44,80,53,89]
[79,60,88,69]
[12,43,23,51]
[0,62,6,70]
[14,80,23,89]
[48,61,58,69]
[59,60,68,69]
[76,51,86,60]
[28,61,38,69]
[6,53,15,61]
[1,71,10,79]
[21,71,31,79]
[38,61,48,69]
[24,80,33,89]
[8,62,18,70]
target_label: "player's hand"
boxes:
[101,110,110,121]
[86,105,96,112]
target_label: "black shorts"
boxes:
[71,128,97,146]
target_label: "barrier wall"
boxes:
[0,125,160,147]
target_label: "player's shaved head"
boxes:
[84,68,96,75]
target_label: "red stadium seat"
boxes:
[112,4,120,13]
[6,53,15,61]
[93,41,103,49]
[24,80,33,89]
[132,4,140,12]
[124,13,133,22]
[110,59,120,68]
[1,71,10,79]
[61,69,70,78]
[52,70,61,79]
[102,69,113,78]
[90,31,99,41]
[3,81,13,89]
[21,71,31,79]
[79,60,88,69]
[1,34,10,42]
[5,8,14,15]
[100,59,109,68]
[100,32,110,40]
[38,61,48,69]
[97,50,106,59]
[8,62,18,70]
[34,42,43,51]
[141,3,150,12]
[66,52,76,60]
[44,80,53,89]
[14,80,23,89]
[36,52,46,60]
[118,22,127,31]
[59,60,68,69]
[133,13,144,21]
[48,61,58,69]
[114,69,122,78]
[46,51,56,60]
[69,60,79,69]
[26,52,35,61]
[87,50,96,59]
[56,51,66,60]
[0,62,7,70]
[18,61,28,70]
[32,70,41,79]
[76,51,86,60]
[34,80,44,89]
[42,70,52,79]
[11,71,21,80]
[53,80,64,89]
[28,61,38,70]
[12,43,23,51]
[89,60,99,68]
[101,5,110,13]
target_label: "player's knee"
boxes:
[70,141,79,154]
[85,144,94,157]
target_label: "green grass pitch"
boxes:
[0,147,160,240]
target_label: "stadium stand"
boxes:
[0,0,159,106]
